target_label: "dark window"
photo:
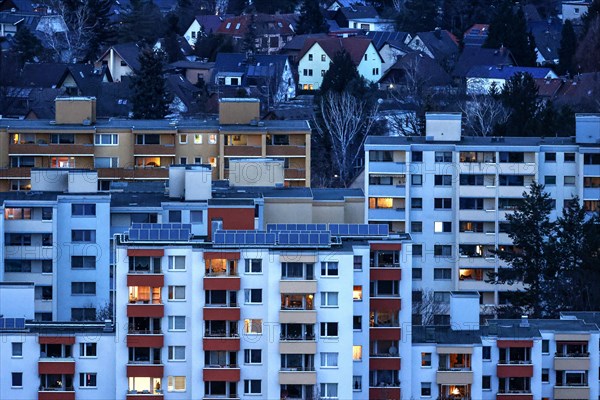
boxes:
[412,268,422,279]
[12,372,23,387]
[412,174,422,185]
[71,230,95,242]
[169,210,182,223]
[482,375,491,389]
[412,151,423,162]
[434,268,451,279]
[72,204,96,216]
[369,151,393,162]
[434,151,452,162]
[460,198,484,210]
[482,346,491,360]
[435,175,453,186]
[412,198,422,209]
[434,245,452,256]
[460,174,484,185]
[564,152,575,162]
[499,152,524,163]
[583,153,600,164]
[72,256,95,269]
[353,316,362,330]
[434,198,452,209]
[545,152,556,162]
[413,244,422,256]
[411,221,422,232]
[499,175,524,186]
[542,340,549,353]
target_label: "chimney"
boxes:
[103,319,113,332]
[434,27,441,39]
[219,98,260,124]
[54,97,96,125]
[519,315,529,327]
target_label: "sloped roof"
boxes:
[193,14,230,35]
[365,31,410,50]
[298,36,377,65]
[555,72,600,105]
[463,23,489,46]
[214,52,247,73]
[467,65,556,79]
[216,14,296,36]
[453,46,515,78]
[535,77,564,98]
[337,5,379,20]
[97,42,142,71]
[412,29,459,60]
[529,19,562,62]
[281,33,329,52]
[165,73,202,115]
[20,62,68,87]
[381,52,452,87]
[0,0,34,12]
[95,79,133,118]
[65,64,108,96]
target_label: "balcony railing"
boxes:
[555,352,590,357]
[370,321,400,328]
[204,331,239,338]
[280,333,315,341]
[280,366,315,372]
[205,303,238,308]
[369,382,400,388]
[40,386,75,391]
[127,389,164,395]
[128,329,162,335]
[370,263,401,268]
[204,364,240,368]
[498,360,532,364]
[205,271,239,277]
[438,367,472,371]
[497,390,532,394]
[370,352,400,358]
[127,360,162,365]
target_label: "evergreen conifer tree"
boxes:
[557,19,577,75]
[296,0,329,34]
[130,48,169,119]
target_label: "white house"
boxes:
[347,17,395,32]
[183,15,227,47]
[297,37,383,90]
[95,43,141,82]
[561,0,591,22]
[466,65,558,95]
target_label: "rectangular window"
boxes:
[434,245,452,256]
[564,175,576,185]
[167,376,186,392]
[79,373,97,387]
[421,382,431,396]
[190,210,203,223]
[72,204,96,216]
[499,175,525,186]
[353,376,362,391]
[434,221,452,233]
[435,151,453,162]
[168,256,185,271]
[308,54,313,61]
[412,151,423,162]
[245,259,262,274]
[353,285,362,301]
[411,221,422,232]
[194,134,203,144]
[179,134,188,144]
[320,322,338,337]
[208,134,217,144]
[71,307,96,320]
[564,152,575,162]
[352,345,362,361]
[372,67,379,75]
[542,368,549,383]
[421,352,431,367]
[434,175,453,186]
[545,175,556,185]
[12,342,23,357]
[244,289,262,304]
[412,198,422,209]
[51,133,75,144]
[12,372,23,388]
[4,207,32,220]
[71,229,95,242]
[180,157,187,164]
[541,339,549,353]
[353,316,362,330]
[482,375,491,390]
[71,282,96,295]
[413,244,422,256]
[320,352,338,368]
[94,157,118,168]
[71,256,96,269]
[499,152,524,163]
[244,319,262,334]
[321,261,338,277]
[433,268,451,280]
[353,255,362,270]
[244,349,262,364]
[168,286,186,301]
[321,292,339,307]
[169,210,181,223]
[321,383,338,398]
[244,380,261,395]
[321,54,326,61]
[413,267,422,279]
[168,346,185,361]
[94,134,118,145]
[545,152,556,162]
[412,174,423,185]
[80,343,97,357]
[168,316,186,331]
[460,174,485,186]
[482,346,491,360]
[434,198,452,209]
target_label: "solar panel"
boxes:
[129,230,140,240]
[5,318,15,329]
[0,318,3,329]
[15,318,25,329]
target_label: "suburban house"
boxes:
[326,0,365,11]
[334,5,394,31]
[462,23,489,46]
[452,46,515,81]
[407,28,459,67]
[0,10,39,37]
[19,62,111,96]
[366,31,412,73]
[216,14,297,54]
[562,0,592,22]
[183,14,230,47]
[95,42,141,82]
[529,19,562,65]
[166,60,215,85]
[379,51,452,92]
[297,36,383,90]
[154,35,195,61]
[466,65,559,94]
[0,0,33,12]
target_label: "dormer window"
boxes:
[226,22,231,29]
[235,23,240,30]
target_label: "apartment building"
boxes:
[114,223,411,400]
[364,113,600,315]
[410,292,600,400]
[1,162,364,323]
[0,283,116,400]
[0,97,312,190]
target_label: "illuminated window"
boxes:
[421,352,431,367]
[434,221,452,233]
[4,208,31,220]
[51,157,75,168]
[179,134,188,144]
[244,319,262,334]
[167,376,186,392]
[208,134,217,144]
[353,286,362,301]
[194,134,202,144]
[208,157,217,168]
[352,345,362,361]
[368,197,393,209]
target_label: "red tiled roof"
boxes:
[298,37,376,65]
[216,14,296,36]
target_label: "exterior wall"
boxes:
[219,99,260,125]
[183,20,201,46]
[55,98,96,125]
[96,49,133,82]
[357,43,383,83]
[562,1,590,21]
[297,43,331,90]
[380,44,407,73]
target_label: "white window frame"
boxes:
[168,256,185,271]
[168,346,186,361]
[321,261,339,277]
[179,134,188,144]
[353,345,362,361]
[320,322,338,338]
[94,134,118,145]
[244,349,262,365]
[208,134,217,144]
[320,383,338,399]
[245,259,262,274]
[320,352,338,368]
[79,343,97,358]
[194,134,203,144]
[11,342,23,358]
[167,376,186,392]
[320,292,338,308]
[243,379,261,395]
[168,285,186,301]
[11,372,23,388]
[244,289,262,304]
[79,372,97,388]
[244,319,262,334]
[168,316,186,331]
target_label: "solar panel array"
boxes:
[267,223,389,237]
[213,231,277,246]
[214,230,330,247]
[278,231,330,246]
[267,224,327,232]
[129,223,192,241]
[0,318,25,329]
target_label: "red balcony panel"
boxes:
[39,336,76,345]
[203,307,240,321]
[127,334,164,348]
[369,357,401,370]
[127,396,164,400]
[128,249,164,257]
[370,298,401,311]
[497,364,534,378]
[127,274,164,287]
[370,243,401,251]
[369,328,401,341]
[203,338,240,351]
[39,361,75,375]
[370,269,402,281]
[497,395,533,400]
[203,252,241,260]
[203,277,241,291]
[39,391,75,400]
[497,340,533,348]
[127,365,164,378]
[369,387,401,400]
[203,368,241,382]
[127,304,164,318]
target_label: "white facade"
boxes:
[562,0,591,21]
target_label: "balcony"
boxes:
[128,274,164,287]
[97,168,169,179]
[280,280,317,294]
[203,307,240,321]
[554,354,590,370]
[203,366,241,381]
[279,310,317,324]
[497,363,533,378]
[224,145,262,156]
[127,304,164,318]
[127,333,164,348]
[280,340,317,354]
[370,297,401,311]
[369,185,406,197]
[0,167,32,179]
[369,357,401,370]
[203,337,240,351]
[370,268,401,281]
[369,387,401,400]
[279,369,317,385]
[436,370,473,385]
[127,394,164,400]
[368,208,405,221]
[369,161,407,174]
[38,358,75,374]
[9,143,94,155]
[38,391,75,400]
[133,144,176,156]
[553,386,590,399]
[370,328,401,341]
[203,276,241,291]
[458,162,498,174]
[266,145,306,156]
[126,364,164,377]
[497,393,533,400]
[459,185,497,197]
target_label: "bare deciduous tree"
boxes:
[313,91,379,186]
[412,289,450,326]
[461,92,510,136]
